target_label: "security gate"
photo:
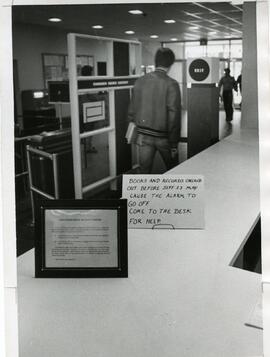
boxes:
[67,33,141,198]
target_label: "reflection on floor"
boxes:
[16,109,242,256]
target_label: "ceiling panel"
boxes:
[12,3,243,42]
[202,2,243,12]
[179,13,201,22]
[199,13,227,21]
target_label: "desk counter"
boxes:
[17,129,262,357]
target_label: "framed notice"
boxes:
[83,101,105,123]
[35,199,128,278]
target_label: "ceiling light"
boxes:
[92,25,103,29]
[170,38,178,41]
[150,35,159,39]
[164,19,176,24]
[208,31,217,35]
[125,31,135,35]
[48,18,62,22]
[33,91,45,99]
[129,10,143,15]
[231,0,243,4]
[189,26,199,30]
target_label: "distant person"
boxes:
[128,48,181,174]
[81,65,93,76]
[236,73,242,93]
[236,73,242,109]
[218,68,238,122]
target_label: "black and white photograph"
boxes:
[1,1,270,356]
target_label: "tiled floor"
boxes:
[16,109,243,256]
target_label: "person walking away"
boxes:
[236,73,242,93]
[218,68,238,122]
[128,48,181,174]
[236,73,242,109]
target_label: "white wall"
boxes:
[13,23,144,118]
[0,5,19,357]
[13,23,109,92]
[141,40,160,67]
[241,2,258,129]
[13,23,113,117]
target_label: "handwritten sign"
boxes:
[122,175,205,229]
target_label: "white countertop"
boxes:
[17,128,263,357]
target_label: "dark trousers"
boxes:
[136,134,175,174]
[223,90,233,121]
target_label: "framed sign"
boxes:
[35,199,128,278]
[188,58,210,82]
[83,101,105,123]
[186,57,219,84]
